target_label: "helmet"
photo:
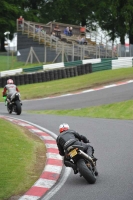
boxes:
[59,123,70,133]
[7,79,13,84]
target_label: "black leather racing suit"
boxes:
[56,129,94,167]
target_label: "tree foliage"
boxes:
[40,0,96,29]
[1,0,133,51]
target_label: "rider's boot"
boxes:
[5,101,7,106]
[64,160,78,174]
[91,157,98,176]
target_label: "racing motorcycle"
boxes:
[65,144,97,184]
[6,92,22,115]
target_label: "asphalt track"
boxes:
[0,81,133,200]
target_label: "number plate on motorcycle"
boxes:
[69,149,77,157]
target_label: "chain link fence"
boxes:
[1,43,133,70]
[116,44,133,57]
[0,52,23,71]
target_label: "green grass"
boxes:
[0,55,24,71]
[28,100,133,120]
[0,118,46,200]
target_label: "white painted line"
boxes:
[19,195,40,200]
[104,84,116,88]
[128,80,133,83]
[82,89,94,93]
[60,94,73,97]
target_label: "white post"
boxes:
[112,41,114,58]
[4,31,10,70]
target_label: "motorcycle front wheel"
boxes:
[77,159,96,184]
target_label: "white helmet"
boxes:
[59,123,70,133]
[7,79,13,84]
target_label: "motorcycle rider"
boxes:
[2,79,20,105]
[56,123,98,175]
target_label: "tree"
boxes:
[0,0,43,51]
[0,0,22,51]
[94,0,133,44]
[40,0,96,30]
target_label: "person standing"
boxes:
[18,16,24,28]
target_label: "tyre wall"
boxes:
[0,64,92,88]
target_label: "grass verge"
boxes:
[28,99,133,120]
[0,118,46,200]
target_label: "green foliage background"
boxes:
[1,0,133,50]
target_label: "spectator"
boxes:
[54,24,61,39]
[80,25,86,36]
[35,25,41,33]
[41,27,46,35]
[69,27,73,36]
[64,27,70,36]
[18,16,24,28]
[54,24,60,31]
[50,31,59,42]
[77,36,86,45]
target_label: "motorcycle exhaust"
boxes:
[78,150,95,166]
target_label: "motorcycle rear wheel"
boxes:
[15,100,22,115]
[77,159,96,184]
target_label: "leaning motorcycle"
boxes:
[65,144,97,184]
[6,92,22,115]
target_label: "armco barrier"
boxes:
[92,61,112,72]
[43,62,64,70]
[23,66,43,72]
[64,60,82,67]
[101,58,118,62]
[0,64,92,88]
[83,58,101,64]
[0,68,23,77]
[112,58,133,69]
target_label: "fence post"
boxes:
[72,42,74,61]
[96,45,97,59]
[112,41,114,58]
[62,43,64,62]
[106,39,107,58]
[80,46,82,60]
[44,45,46,64]
[130,45,131,57]
[99,44,100,58]
[82,45,85,60]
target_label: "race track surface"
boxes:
[0,82,133,200]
